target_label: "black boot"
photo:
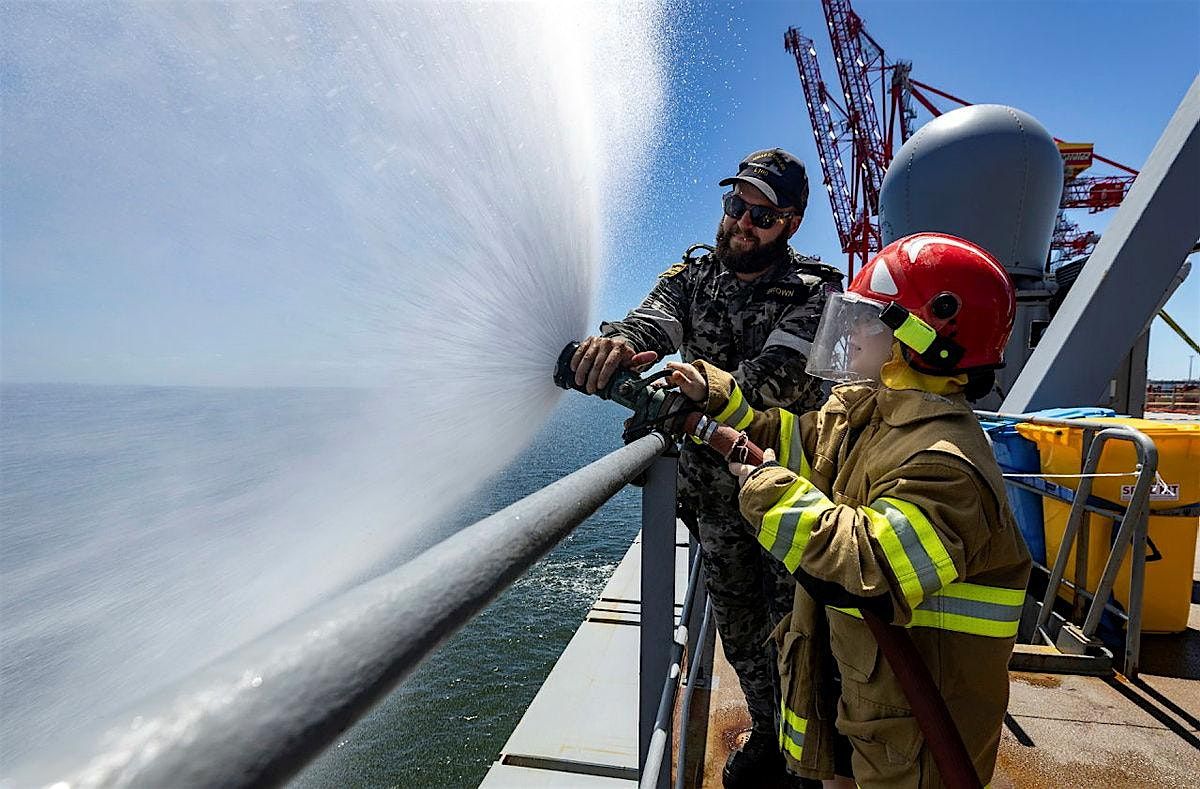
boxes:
[722,728,785,788]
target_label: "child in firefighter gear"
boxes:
[572,149,843,788]
[666,233,1033,788]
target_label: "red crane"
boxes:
[785,0,896,275]
[788,0,1139,276]
[784,27,872,271]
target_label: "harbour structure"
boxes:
[785,0,1198,416]
[783,0,1142,277]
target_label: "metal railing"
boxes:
[48,432,674,788]
[639,545,703,789]
[673,598,714,789]
[976,411,1160,677]
[636,453,713,789]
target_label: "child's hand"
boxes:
[665,361,706,403]
[729,448,776,488]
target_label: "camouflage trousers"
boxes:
[681,456,796,735]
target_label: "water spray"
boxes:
[1,1,672,773]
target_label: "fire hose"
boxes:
[553,341,982,789]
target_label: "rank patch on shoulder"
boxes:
[659,262,688,278]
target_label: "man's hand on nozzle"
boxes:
[729,448,775,489]
[664,361,707,404]
[571,336,657,394]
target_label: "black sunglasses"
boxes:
[722,192,794,230]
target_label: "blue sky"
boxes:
[2,1,1197,385]
[603,0,1200,380]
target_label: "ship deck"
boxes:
[480,522,1200,788]
[479,525,691,787]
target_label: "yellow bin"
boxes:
[1015,418,1200,633]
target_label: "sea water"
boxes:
[1,1,668,780]
[1,384,638,786]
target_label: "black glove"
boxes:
[621,388,697,443]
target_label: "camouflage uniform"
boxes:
[600,244,842,734]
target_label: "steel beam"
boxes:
[1002,75,1200,411]
[44,432,670,789]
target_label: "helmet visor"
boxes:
[805,293,893,383]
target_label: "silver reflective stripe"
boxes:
[872,499,942,599]
[785,412,804,474]
[764,328,813,356]
[767,487,826,566]
[780,718,805,751]
[772,508,804,565]
[831,582,1024,636]
[918,593,1023,623]
[779,701,807,760]
[724,396,751,429]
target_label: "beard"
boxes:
[714,220,791,274]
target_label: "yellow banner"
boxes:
[1057,141,1094,178]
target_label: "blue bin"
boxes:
[982,421,1047,563]
[980,407,1115,565]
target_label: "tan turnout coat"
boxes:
[694,361,1031,787]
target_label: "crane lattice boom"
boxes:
[787,0,1140,273]
[784,28,858,258]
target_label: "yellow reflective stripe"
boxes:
[760,479,810,567]
[780,729,804,760]
[781,702,807,733]
[714,383,754,430]
[937,581,1026,607]
[759,478,833,573]
[864,507,922,607]
[893,311,937,353]
[781,502,824,574]
[828,582,1025,638]
[868,497,958,608]
[779,700,807,760]
[777,409,793,470]
[881,498,958,591]
[778,410,811,478]
[908,609,1019,637]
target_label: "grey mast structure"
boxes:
[876,103,1064,412]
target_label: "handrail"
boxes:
[640,548,705,789]
[674,599,713,789]
[1032,426,1156,677]
[46,432,670,789]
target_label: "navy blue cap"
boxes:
[719,148,809,215]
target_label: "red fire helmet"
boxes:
[849,233,1016,373]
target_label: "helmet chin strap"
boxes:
[878,302,966,371]
[881,344,968,394]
